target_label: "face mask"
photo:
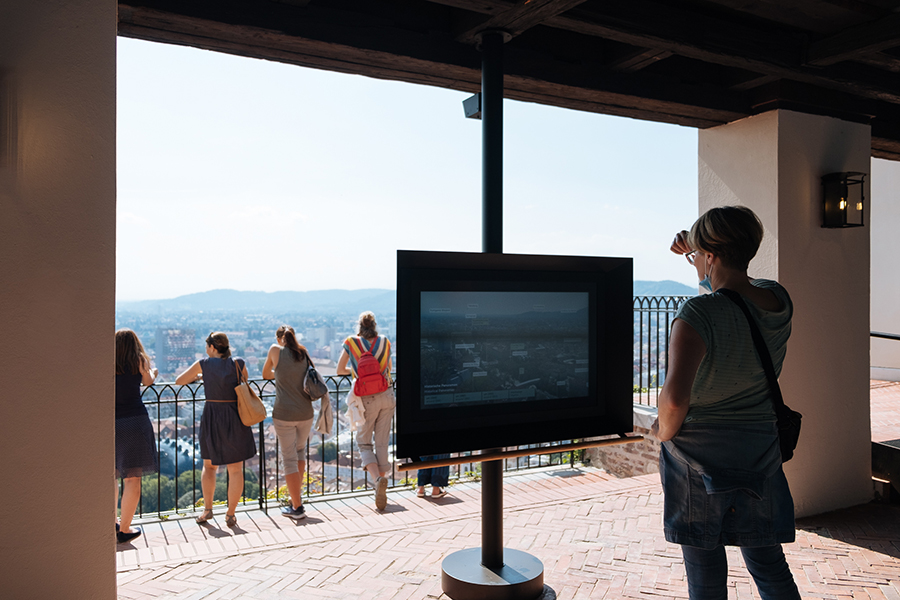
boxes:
[699,260,713,292]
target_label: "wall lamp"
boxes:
[822,171,865,228]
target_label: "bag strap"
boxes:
[234,359,246,385]
[718,288,786,411]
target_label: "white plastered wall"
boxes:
[871,159,900,381]
[700,110,872,517]
[0,1,117,597]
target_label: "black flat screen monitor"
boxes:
[396,250,633,458]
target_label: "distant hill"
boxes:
[118,281,694,314]
[116,289,397,314]
[633,280,696,296]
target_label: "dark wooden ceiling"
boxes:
[118,0,900,160]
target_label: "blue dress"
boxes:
[199,357,258,465]
[115,373,159,478]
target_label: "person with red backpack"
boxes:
[336,311,395,510]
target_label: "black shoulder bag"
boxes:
[719,288,802,462]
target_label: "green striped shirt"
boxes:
[675,279,792,424]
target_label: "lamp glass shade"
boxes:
[822,172,865,228]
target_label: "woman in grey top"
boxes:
[651,206,800,600]
[262,325,315,520]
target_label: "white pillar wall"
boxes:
[699,109,872,517]
[0,1,117,598]
[871,158,900,381]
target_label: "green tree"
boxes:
[177,469,203,494]
[140,475,177,513]
[319,441,338,462]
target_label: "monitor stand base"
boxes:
[442,548,547,600]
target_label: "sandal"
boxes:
[225,514,237,528]
[195,509,214,524]
[431,489,449,499]
[416,488,426,498]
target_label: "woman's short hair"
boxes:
[115,328,148,376]
[357,311,378,338]
[205,332,232,358]
[688,205,764,271]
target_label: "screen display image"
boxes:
[420,291,589,409]
[396,250,634,458]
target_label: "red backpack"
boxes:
[354,337,389,396]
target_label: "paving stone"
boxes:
[118,434,900,600]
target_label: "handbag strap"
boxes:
[234,358,246,384]
[718,288,786,411]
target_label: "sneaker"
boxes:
[281,504,307,520]
[374,476,388,511]
[116,528,142,544]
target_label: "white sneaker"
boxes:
[375,476,388,510]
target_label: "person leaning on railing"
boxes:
[262,325,315,521]
[114,328,160,544]
[650,206,800,600]
[336,311,395,511]
[176,332,257,528]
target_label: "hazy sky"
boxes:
[117,38,700,301]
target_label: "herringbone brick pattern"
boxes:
[117,468,900,599]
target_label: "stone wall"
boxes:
[586,404,660,478]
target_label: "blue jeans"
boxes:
[682,544,800,600]
[417,455,450,487]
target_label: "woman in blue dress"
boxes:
[176,332,257,527]
[114,328,159,544]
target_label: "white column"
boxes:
[699,109,872,517]
[0,1,117,598]
[871,159,900,381]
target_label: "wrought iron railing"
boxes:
[127,294,691,518]
[633,296,691,407]
[133,375,580,518]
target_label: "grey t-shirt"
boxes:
[273,346,314,422]
[674,279,792,424]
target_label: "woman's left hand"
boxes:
[649,418,660,441]
[670,230,691,255]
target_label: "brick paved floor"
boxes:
[117,467,900,600]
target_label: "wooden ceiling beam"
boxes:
[117,3,745,128]
[607,48,673,73]
[855,51,900,74]
[540,0,900,104]
[728,73,779,91]
[116,0,900,155]
[807,13,900,66]
[453,0,588,44]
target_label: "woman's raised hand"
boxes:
[670,230,692,255]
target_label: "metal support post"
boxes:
[442,29,547,600]
[481,30,504,255]
[481,458,503,568]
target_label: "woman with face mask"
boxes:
[651,206,800,600]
